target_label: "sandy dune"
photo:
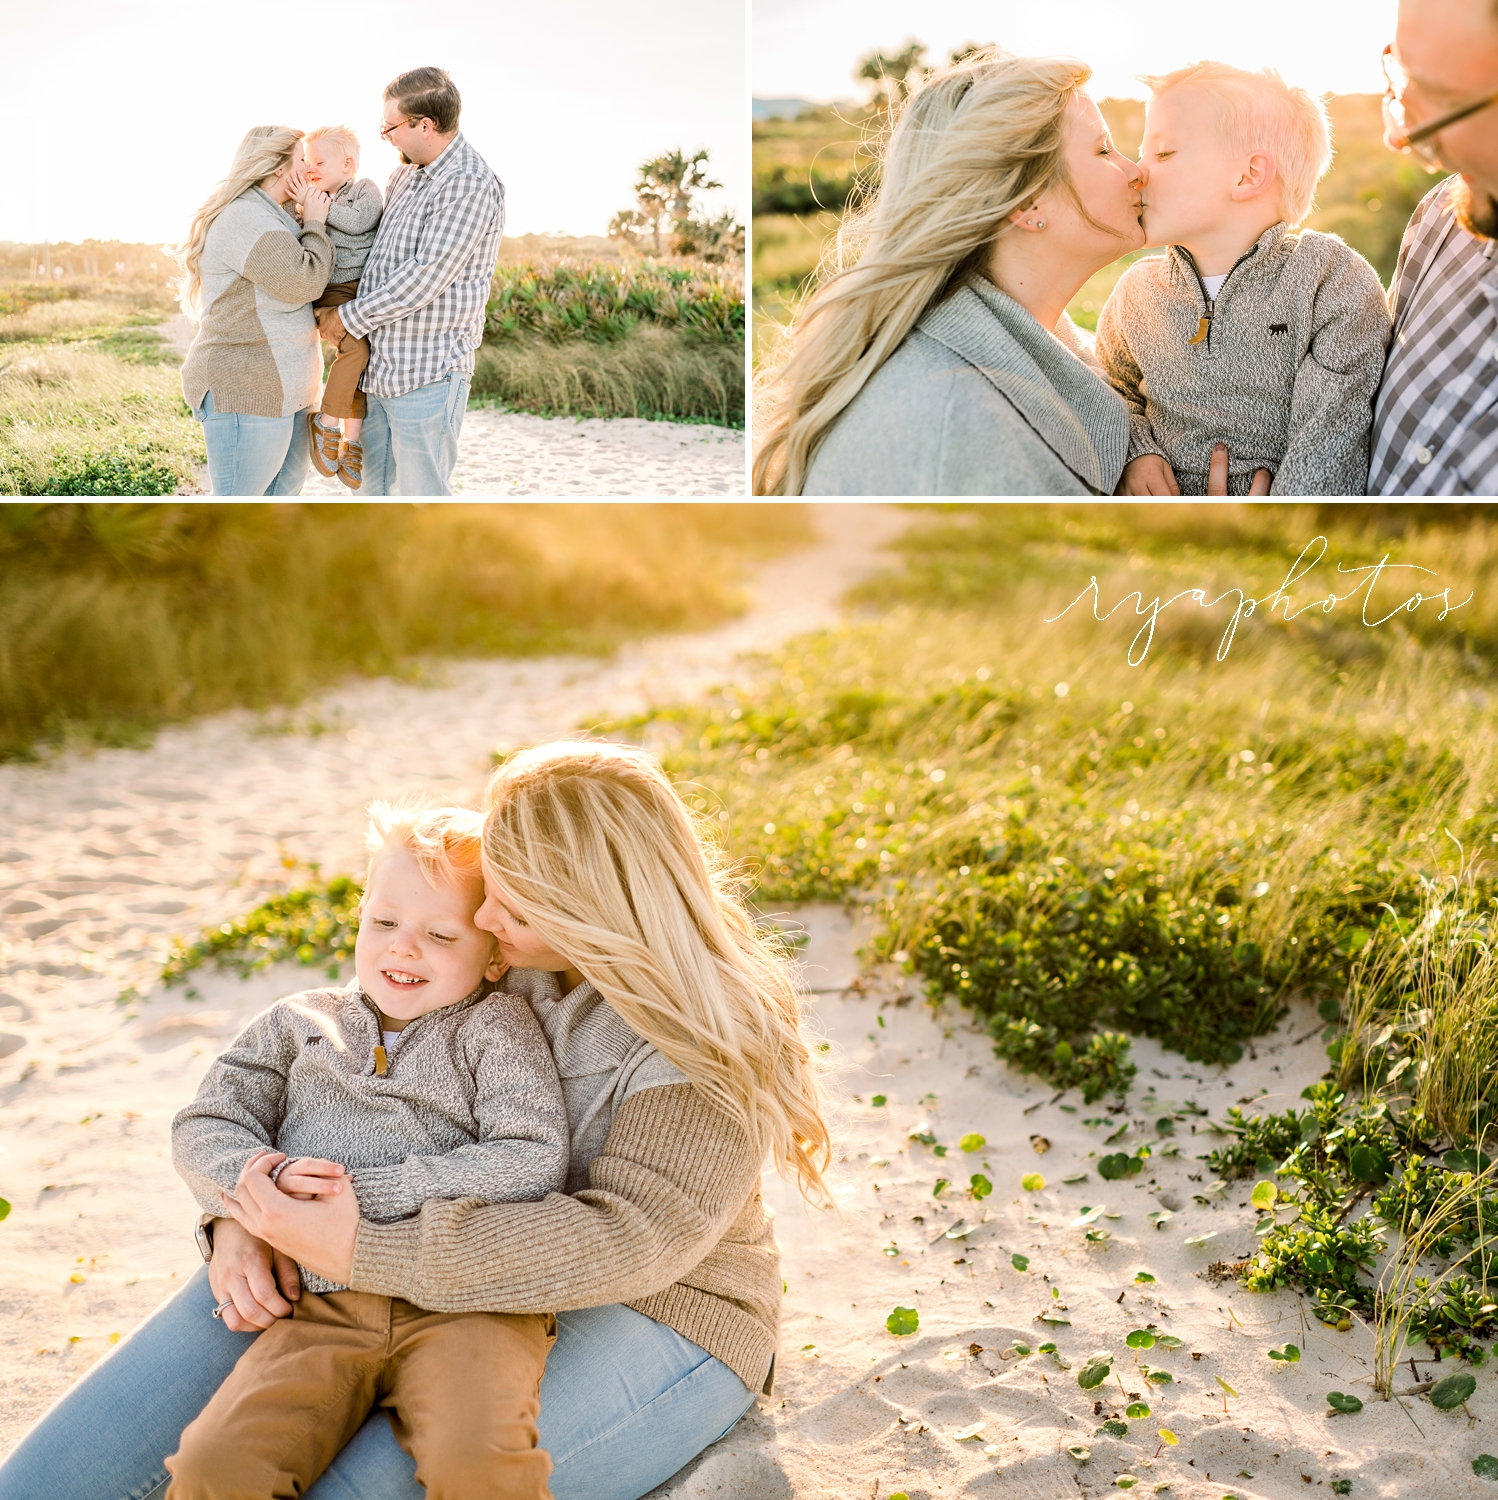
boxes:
[3,499,1480,1499]
[155,314,744,496]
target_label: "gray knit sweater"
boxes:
[181,186,332,419]
[323,177,383,284]
[1096,223,1392,495]
[802,274,1131,496]
[172,980,568,1293]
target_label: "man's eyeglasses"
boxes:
[379,116,425,140]
[1382,43,1498,169]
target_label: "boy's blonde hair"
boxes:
[1142,60,1332,226]
[306,124,360,169]
[365,797,484,892]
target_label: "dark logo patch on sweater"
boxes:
[1269,323,1289,336]
[306,1035,322,1045]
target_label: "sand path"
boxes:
[155,313,744,496]
[0,504,909,1484]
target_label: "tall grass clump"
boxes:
[476,258,745,426]
[0,502,807,759]
[0,277,200,496]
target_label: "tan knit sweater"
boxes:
[350,1078,780,1393]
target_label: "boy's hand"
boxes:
[284,164,309,203]
[1118,454,1180,496]
[301,186,331,225]
[1206,443,1273,496]
[273,1156,349,1201]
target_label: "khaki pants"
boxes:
[164,1291,555,1500]
[315,278,369,420]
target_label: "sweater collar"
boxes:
[249,185,303,232]
[916,273,1129,494]
[1169,220,1293,285]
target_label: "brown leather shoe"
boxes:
[337,440,363,491]
[308,414,341,478]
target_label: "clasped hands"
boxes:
[1119,444,1273,496]
[208,1148,360,1333]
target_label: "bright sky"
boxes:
[755,0,1397,103]
[2,0,746,247]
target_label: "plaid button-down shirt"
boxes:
[1369,176,1498,495]
[340,132,504,398]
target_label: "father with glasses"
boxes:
[315,66,503,494]
[1370,0,1498,494]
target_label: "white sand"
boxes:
[156,315,744,496]
[4,498,1483,1498]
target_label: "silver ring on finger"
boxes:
[211,1299,235,1320]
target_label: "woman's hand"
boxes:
[1206,443,1273,497]
[1118,454,1181,496]
[220,1150,360,1286]
[206,1215,301,1332]
[301,186,331,225]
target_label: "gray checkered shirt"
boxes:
[340,132,504,398]
[1369,176,1498,495]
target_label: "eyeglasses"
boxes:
[1382,43,1498,170]
[379,116,424,139]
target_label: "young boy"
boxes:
[1096,61,1392,496]
[304,126,383,491]
[165,801,567,1500]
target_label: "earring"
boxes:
[1036,220,1046,229]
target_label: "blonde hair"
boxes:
[753,48,1097,496]
[306,124,360,170]
[1142,61,1332,226]
[482,740,833,1205]
[173,125,303,320]
[366,797,485,892]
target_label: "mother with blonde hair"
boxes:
[175,127,333,496]
[755,48,1148,496]
[0,741,830,1500]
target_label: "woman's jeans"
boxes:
[0,1266,756,1500]
[195,390,313,496]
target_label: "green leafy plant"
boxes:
[1326,1391,1364,1415]
[885,1305,919,1336]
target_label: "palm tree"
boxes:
[855,41,928,113]
[636,149,723,251]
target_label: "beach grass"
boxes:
[0,278,202,497]
[0,502,808,761]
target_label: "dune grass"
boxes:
[0,503,809,760]
[477,259,745,426]
[472,326,743,426]
[0,278,202,497]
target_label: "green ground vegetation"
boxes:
[170,504,1497,1081]
[476,259,745,426]
[0,278,205,496]
[0,503,807,760]
[753,90,1441,355]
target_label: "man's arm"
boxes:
[341,173,502,339]
[171,1006,298,1215]
[1272,246,1393,496]
[348,995,569,1222]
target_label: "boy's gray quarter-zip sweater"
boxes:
[1096,222,1392,495]
[172,980,569,1293]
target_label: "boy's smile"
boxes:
[353,846,499,1020]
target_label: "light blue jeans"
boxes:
[194,390,313,497]
[0,1265,755,1500]
[358,371,470,495]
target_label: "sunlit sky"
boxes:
[2,0,746,247]
[756,0,1398,103]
